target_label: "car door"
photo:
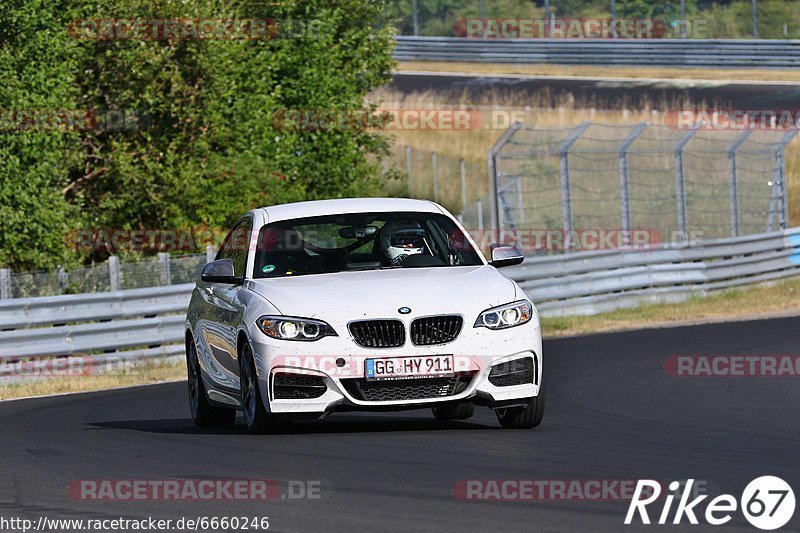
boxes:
[195,217,252,392]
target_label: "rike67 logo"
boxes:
[626,477,795,530]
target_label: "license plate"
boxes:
[365,355,454,381]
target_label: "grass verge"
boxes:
[0,358,185,401]
[397,61,800,83]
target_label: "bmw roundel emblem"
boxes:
[398,307,412,315]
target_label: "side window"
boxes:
[216,219,252,278]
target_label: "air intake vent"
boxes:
[341,373,475,402]
[348,320,405,348]
[410,315,463,346]
[273,373,327,399]
[488,357,534,387]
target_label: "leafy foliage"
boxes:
[0,0,396,269]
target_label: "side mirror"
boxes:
[201,259,242,284]
[489,245,524,268]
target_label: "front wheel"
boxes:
[240,341,286,434]
[187,339,235,427]
[495,382,545,429]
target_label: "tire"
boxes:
[432,401,475,422]
[240,340,285,434]
[187,338,236,427]
[495,381,545,429]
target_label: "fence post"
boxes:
[675,128,699,242]
[0,269,11,299]
[777,130,798,230]
[432,152,439,203]
[477,199,484,233]
[405,145,412,197]
[108,255,120,291]
[206,244,217,263]
[557,121,592,251]
[488,122,524,234]
[727,130,751,237]
[768,130,798,231]
[618,123,648,244]
[459,159,467,213]
[158,252,171,285]
[57,266,69,293]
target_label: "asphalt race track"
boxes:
[1,316,798,532]
[392,72,800,110]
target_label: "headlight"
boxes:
[474,300,533,330]
[257,316,337,341]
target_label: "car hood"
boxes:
[246,265,518,320]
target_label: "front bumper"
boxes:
[248,317,543,416]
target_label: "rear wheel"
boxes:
[187,338,235,427]
[240,341,285,434]
[496,381,545,429]
[432,401,475,422]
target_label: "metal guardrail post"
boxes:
[488,122,524,234]
[108,256,120,291]
[727,130,752,237]
[557,121,591,251]
[459,159,467,213]
[618,123,648,243]
[158,252,171,285]
[405,145,412,197]
[431,152,439,203]
[675,128,700,241]
[0,269,11,300]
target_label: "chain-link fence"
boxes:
[4,125,794,297]
[386,144,488,223]
[488,122,797,252]
[0,252,211,299]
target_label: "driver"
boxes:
[379,221,428,266]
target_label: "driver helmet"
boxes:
[380,221,427,266]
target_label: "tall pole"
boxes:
[610,0,618,38]
[544,0,551,38]
[680,0,686,39]
[411,0,419,36]
[752,0,758,38]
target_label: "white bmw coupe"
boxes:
[185,198,544,433]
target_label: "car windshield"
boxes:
[253,211,483,278]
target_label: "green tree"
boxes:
[0,0,397,269]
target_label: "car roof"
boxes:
[255,198,446,224]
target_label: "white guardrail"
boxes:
[1,228,799,381]
[392,37,800,68]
